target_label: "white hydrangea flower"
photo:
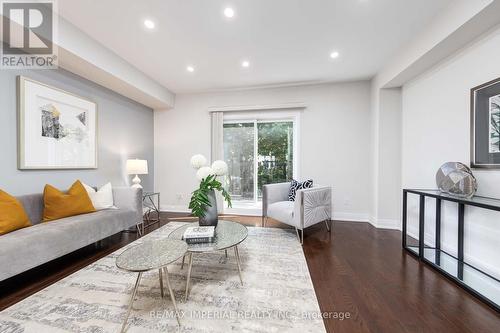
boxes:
[190,154,207,169]
[196,166,214,181]
[211,160,228,176]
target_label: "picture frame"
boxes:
[17,76,98,169]
[470,77,500,169]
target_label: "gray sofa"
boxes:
[0,187,142,281]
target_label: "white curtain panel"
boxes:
[211,111,224,213]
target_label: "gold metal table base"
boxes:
[184,245,243,301]
[121,267,181,333]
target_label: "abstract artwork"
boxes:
[489,94,500,153]
[18,76,97,169]
[471,77,500,168]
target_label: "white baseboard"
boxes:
[370,218,400,230]
[160,205,371,223]
[160,205,262,216]
[160,205,190,213]
[225,207,262,216]
[332,212,369,223]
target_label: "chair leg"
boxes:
[325,219,331,232]
[295,227,304,245]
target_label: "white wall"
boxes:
[0,68,155,195]
[402,26,500,278]
[154,81,371,221]
[369,85,403,229]
[377,0,493,88]
[368,0,500,230]
[376,88,402,226]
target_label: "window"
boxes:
[223,113,297,207]
[223,122,255,204]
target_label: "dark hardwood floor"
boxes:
[1,213,499,332]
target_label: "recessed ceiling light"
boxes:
[186,66,195,73]
[241,60,250,68]
[330,51,340,59]
[144,19,155,30]
[224,7,235,18]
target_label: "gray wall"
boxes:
[0,68,154,195]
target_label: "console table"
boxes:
[402,189,500,312]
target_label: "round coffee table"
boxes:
[168,220,248,300]
[116,238,187,331]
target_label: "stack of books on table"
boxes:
[183,226,215,244]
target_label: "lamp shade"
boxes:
[126,159,148,175]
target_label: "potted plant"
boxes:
[189,154,232,226]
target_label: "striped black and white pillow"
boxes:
[288,179,313,201]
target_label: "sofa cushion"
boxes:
[0,209,135,281]
[43,180,96,222]
[0,190,31,235]
[82,182,115,210]
[267,201,295,225]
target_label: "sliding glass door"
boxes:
[223,119,295,207]
[223,122,255,204]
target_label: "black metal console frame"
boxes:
[402,189,500,312]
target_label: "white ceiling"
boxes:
[59,0,452,94]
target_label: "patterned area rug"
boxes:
[0,222,325,333]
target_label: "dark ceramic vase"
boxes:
[199,189,218,227]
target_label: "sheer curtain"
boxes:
[211,111,224,213]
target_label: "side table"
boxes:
[116,238,187,331]
[138,192,160,236]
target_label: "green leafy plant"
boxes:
[189,174,232,217]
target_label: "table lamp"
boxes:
[126,159,148,189]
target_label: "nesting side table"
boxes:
[116,238,187,331]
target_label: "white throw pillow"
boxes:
[82,182,115,210]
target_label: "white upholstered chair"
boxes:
[262,182,332,244]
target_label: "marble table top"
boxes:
[116,238,187,272]
[168,220,248,252]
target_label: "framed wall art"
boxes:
[471,77,500,168]
[17,76,97,169]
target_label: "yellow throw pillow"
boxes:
[0,190,31,235]
[43,180,96,222]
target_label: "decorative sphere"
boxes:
[436,162,477,197]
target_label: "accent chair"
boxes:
[262,182,332,244]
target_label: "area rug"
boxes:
[0,222,326,333]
